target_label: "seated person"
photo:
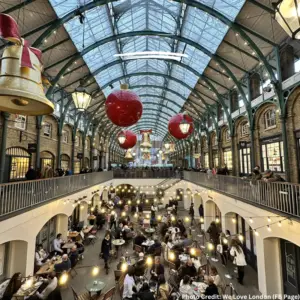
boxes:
[36,272,58,300]
[160,223,168,237]
[147,238,161,255]
[68,246,79,268]
[177,220,186,234]
[134,232,146,246]
[2,273,23,300]
[150,257,164,281]
[35,244,48,267]
[117,257,126,271]
[158,275,169,300]
[179,275,194,297]
[134,282,155,300]
[52,234,64,254]
[96,213,106,229]
[180,260,197,280]
[135,252,146,277]
[207,266,221,293]
[54,254,71,274]
[75,241,84,255]
[204,277,219,297]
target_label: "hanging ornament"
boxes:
[125,149,134,161]
[168,113,193,140]
[0,14,54,115]
[105,84,143,126]
[117,130,137,149]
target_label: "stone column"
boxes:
[0,112,9,183]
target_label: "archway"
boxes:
[5,147,31,182]
[0,240,28,278]
[40,151,55,171]
[204,200,221,231]
[60,153,70,170]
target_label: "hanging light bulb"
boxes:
[215,217,220,224]
[59,272,69,285]
[249,217,253,224]
[267,225,272,232]
[268,217,271,223]
[254,230,259,236]
[278,221,282,227]
[200,217,204,223]
[171,216,176,221]
[157,215,162,221]
[232,217,236,224]
[118,131,126,144]
[146,256,153,266]
[190,248,196,256]
[169,251,175,261]
[223,238,228,244]
[184,217,190,223]
[238,234,244,242]
[207,243,214,251]
[92,266,100,276]
[121,263,128,272]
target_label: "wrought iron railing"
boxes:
[113,169,183,179]
[0,171,113,217]
[184,171,300,218]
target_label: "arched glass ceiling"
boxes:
[49,0,246,134]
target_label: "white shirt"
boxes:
[179,282,194,297]
[36,277,57,299]
[230,247,247,266]
[35,250,47,266]
[123,274,135,299]
[53,238,63,253]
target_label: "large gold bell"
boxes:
[125,149,134,160]
[0,45,54,115]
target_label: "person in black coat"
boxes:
[68,246,79,268]
[198,204,204,218]
[134,232,146,246]
[101,232,112,274]
[25,166,37,180]
[134,282,155,300]
[135,252,146,277]
[204,278,219,297]
[150,257,164,281]
[180,260,197,280]
[189,203,195,225]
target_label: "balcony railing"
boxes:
[184,171,300,218]
[113,169,182,178]
[0,171,113,218]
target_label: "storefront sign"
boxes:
[77,153,83,159]
[260,134,282,144]
[28,143,37,153]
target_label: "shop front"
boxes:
[4,147,31,182]
[260,135,285,173]
[223,148,232,170]
[280,239,300,296]
[238,141,251,176]
[36,216,57,252]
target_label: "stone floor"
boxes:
[61,208,260,299]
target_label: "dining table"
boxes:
[13,278,43,299]
[36,256,63,275]
[62,242,76,249]
[68,231,79,239]
[86,280,106,296]
[192,281,208,296]
[83,225,93,234]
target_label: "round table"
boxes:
[145,228,155,237]
[112,239,125,257]
[86,280,106,296]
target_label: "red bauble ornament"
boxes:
[168,113,194,140]
[105,84,143,127]
[117,130,137,149]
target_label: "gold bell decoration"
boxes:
[140,129,152,148]
[125,149,134,161]
[0,14,54,115]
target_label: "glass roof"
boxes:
[49,0,246,134]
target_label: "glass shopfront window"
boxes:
[204,153,209,168]
[36,216,57,252]
[223,149,232,169]
[262,140,284,172]
[213,152,219,168]
[239,142,251,175]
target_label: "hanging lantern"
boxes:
[164,142,170,149]
[274,0,300,39]
[117,130,137,149]
[72,86,92,111]
[0,14,54,115]
[105,84,143,126]
[168,113,193,139]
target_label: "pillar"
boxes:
[0,112,9,183]
[57,132,62,169]
[280,45,295,81]
[35,122,42,170]
[56,214,69,240]
[82,138,86,168]
[71,136,75,174]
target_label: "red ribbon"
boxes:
[0,13,42,69]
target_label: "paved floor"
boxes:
[61,208,260,299]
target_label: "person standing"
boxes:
[123,267,136,300]
[101,232,112,274]
[189,203,195,225]
[25,166,37,180]
[230,239,247,285]
[198,204,204,218]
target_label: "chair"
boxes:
[114,270,122,284]
[87,230,97,245]
[99,286,116,300]
[133,244,143,255]
[71,286,97,300]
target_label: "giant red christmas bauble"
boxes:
[117,130,137,149]
[105,86,143,127]
[168,113,194,139]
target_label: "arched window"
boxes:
[264,108,277,129]
[241,121,249,137]
[211,133,217,147]
[224,129,231,142]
